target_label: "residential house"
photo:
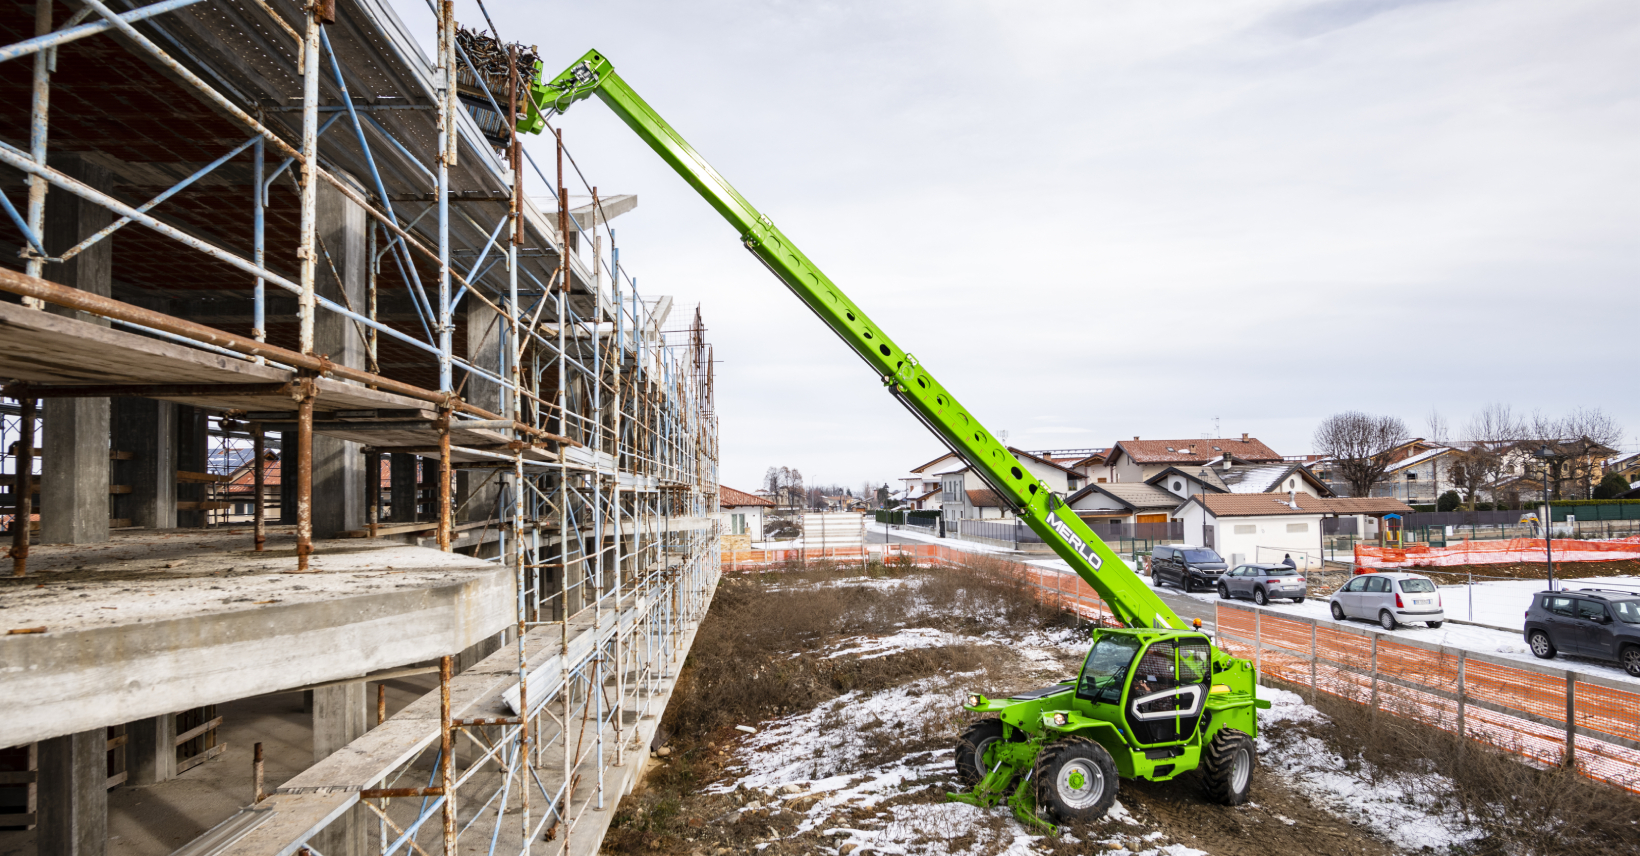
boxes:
[1065,482,1182,539]
[900,451,961,500]
[1608,453,1640,487]
[1026,448,1107,491]
[1148,456,1332,501]
[1375,443,1457,503]
[1099,434,1283,484]
[718,485,774,549]
[1173,494,1412,569]
[937,447,1078,522]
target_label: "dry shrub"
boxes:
[1274,679,1640,856]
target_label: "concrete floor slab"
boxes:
[0,529,513,747]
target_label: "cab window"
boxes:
[1367,577,1390,593]
[1400,579,1435,593]
[1546,596,1575,617]
[1343,577,1367,592]
[1078,635,1142,705]
[1613,601,1640,624]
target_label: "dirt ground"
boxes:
[597,560,1420,856]
[1404,558,1640,580]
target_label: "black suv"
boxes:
[1149,544,1228,593]
[1524,589,1640,676]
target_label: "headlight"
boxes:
[966,694,981,708]
[1052,712,1068,727]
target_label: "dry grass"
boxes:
[1271,678,1640,856]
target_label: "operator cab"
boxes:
[1075,630,1213,746]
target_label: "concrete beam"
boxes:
[38,729,107,856]
[0,536,512,747]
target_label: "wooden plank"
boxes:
[106,734,129,750]
[174,716,224,747]
[176,743,227,774]
[109,450,134,461]
[0,771,36,785]
[176,501,230,511]
[343,521,436,538]
[177,471,228,484]
[109,485,132,495]
[105,771,127,790]
[0,813,35,829]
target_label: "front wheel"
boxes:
[1033,737,1118,823]
[1379,610,1398,631]
[954,719,1012,787]
[1528,630,1556,659]
[1622,646,1640,677]
[1201,728,1255,806]
[1330,602,1345,621]
[1253,587,1268,606]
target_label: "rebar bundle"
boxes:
[456,27,539,93]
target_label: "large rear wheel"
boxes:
[1033,737,1119,823]
[1201,728,1254,806]
[954,719,1014,787]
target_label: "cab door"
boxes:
[1124,638,1211,745]
[1576,599,1618,658]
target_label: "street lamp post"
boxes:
[1535,444,1556,591]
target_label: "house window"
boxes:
[1172,481,1182,491]
[1234,524,1255,535]
[1286,479,1294,489]
[1286,523,1308,533]
[1406,472,1418,481]
[730,513,747,535]
[1097,478,1107,483]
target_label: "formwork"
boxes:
[0,0,719,853]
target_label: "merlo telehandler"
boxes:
[520,49,1269,831]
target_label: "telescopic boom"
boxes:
[523,50,1186,632]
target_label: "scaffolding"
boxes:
[0,0,718,853]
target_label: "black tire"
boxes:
[1379,610,1397,631]
[1293,597,1306,604]
[1330,601,1345,621]
[1182,576,1194,593]
[1201,728,1255,806]
[1622,646,1640,678]
[1253,587,1268,606]
[1218,583,1229,599]
[1427,620,1443,629]
[954,719,1013,787]
[1033,737,1118,823]
[1528,630,1556,660]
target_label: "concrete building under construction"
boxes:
[0,1,720,855]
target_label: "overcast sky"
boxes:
[397,0,1640,492]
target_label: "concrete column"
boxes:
[390,454,419,522]
[40,155,113,546]
[175,406,208,528]
[125,714,176,785]
[112,399,177,530]
[454,632,501,674]
[38,729,107,856]
[457,300,502,528]
[312,684,366,856]
[278,432,296,525]
[311,180,366,540]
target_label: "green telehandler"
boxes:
[520,49,1270,832]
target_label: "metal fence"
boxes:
[1214,600,1640,791]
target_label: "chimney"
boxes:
[1289,489,1298,509]
[1133,436,1140,441]
[1241,433,1249,442]
[1223,458,1232,471]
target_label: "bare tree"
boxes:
[1527,408,1626,499]
[763,466,804,508]
[1448,403,1524,510]
[1312,412,1410,498]
[1425,409,1449,445]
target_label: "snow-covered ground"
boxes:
[1258,686,1484,853]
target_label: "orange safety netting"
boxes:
[1355,535,1640,569]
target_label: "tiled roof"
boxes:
[1007,447,1079,475]
[909,452,961,473]
[967,489,1007,508]
[720,485,775,507]
[1068,482,1180,510]
[1384,446,1454,472]
[1070,449,1111,468]
[1114,437,1282,464]
[1192,494,1411,517]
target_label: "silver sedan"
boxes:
[1218,563,1308,605]
[1328,572,1445,630]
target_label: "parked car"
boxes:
[1328,572,1444,630]
[1523,589,1640,676]
[1218,563,1307,605]
[1149,544,1228,592]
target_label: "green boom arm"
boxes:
[525,50,1185,632]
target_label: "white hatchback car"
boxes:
[1328,572,1445,630]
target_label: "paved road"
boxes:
[872,529,1218,628]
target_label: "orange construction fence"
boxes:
[1216,600,1640,792]
[1355,535,1640,569]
